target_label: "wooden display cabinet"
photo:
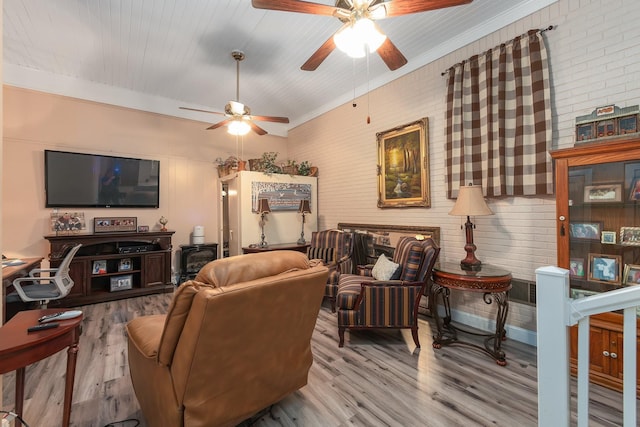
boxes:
[45,230,174,307]
[551,139,640,393]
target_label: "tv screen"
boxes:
[45,150,160,208]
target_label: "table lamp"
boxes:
[449,183,493,270]
[256,198,271,248]
[297,199,312,244]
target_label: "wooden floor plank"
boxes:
[2,294,637,426]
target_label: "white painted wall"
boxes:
[287,0,640,343]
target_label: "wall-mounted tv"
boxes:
[45,150,160,208]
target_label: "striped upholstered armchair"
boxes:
[307,229,353,312]
[335,236,440,348]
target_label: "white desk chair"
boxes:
[6,243,82,308]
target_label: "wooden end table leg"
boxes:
[62,343,79,427]
[14,367,25,427]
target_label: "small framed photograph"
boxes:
[620,227,640,245]
[137,225,149,232]
[628,178,640,201]
[110,274,133,292]
[601,231,616,244]
[94,217,137,233]
[118,258,132,272]
[569,258,586,279]
[51,212,87,233]
[569,222,602,240]
[92,260,107,275]
[583,184,622,203]
[623,264,640,286]
[588,253,622,285]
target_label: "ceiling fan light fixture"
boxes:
[227,119,251,136]
[334,18,386,58]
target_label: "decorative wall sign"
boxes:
[376,118,430,208]
[251,182,312,212]
[51,212,86,233]
[94,217,137,233]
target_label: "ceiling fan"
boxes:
[252,0,473,71]
[180,50,289,136]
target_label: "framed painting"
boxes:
[583,184,622,203]
[377,118,430,208]
[588,253,622,285]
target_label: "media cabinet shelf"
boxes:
[44,231,175,307]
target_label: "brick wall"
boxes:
[288,0,640,344]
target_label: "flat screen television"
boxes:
[45,150,160,208]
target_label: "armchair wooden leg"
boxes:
[338,327,345,347]
[411,327,421,348]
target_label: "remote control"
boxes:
[38,310,83,323]
[28,322,60,332]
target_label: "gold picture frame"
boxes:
[376,118,430,208]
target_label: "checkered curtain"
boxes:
[445,29,553,198]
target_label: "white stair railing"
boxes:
[536,266,640,427]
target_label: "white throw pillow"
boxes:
[371,254,400,281]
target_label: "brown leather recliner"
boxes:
[126,251,329,427]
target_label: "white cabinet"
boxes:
[221,171,318,256]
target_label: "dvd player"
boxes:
[118,244,156,254]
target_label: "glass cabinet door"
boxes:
[568,161,640,296]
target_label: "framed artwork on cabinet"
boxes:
[623,264,640,285]
[588,253,621,285]
[110,275,133,292]
[620,227,640,245]
[601,231,616,244]
[583,184,622,203]
[569,221,602,240]
[569,258,586,278]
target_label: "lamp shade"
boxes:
[227,119,251,136]
[298,199,311,214]
[449,184,493,217]
[257,198,271,214]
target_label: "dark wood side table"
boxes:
[242,242,310,254]
[0,309,83,426]
[430,262,512,365]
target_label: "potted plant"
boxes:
[259,152,281,174]
[297,160,311,176]
[283,160,298,175]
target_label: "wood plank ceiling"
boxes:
[3,0,556,136]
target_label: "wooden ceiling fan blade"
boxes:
[252,0,339,16]
[301,23,347,71]
[251,115,290,124]
[376,0,473,18]
[249,121,268,135]
[206,120,231,130]
[180,106,225,116]
[377,37,408,71]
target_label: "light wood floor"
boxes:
[2,293,636,426]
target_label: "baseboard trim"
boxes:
[434,306,537,347]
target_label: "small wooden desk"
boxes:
[2,257,44,322]
[242,242,310,254]
[431,262,512,365]
[0,309,83,427]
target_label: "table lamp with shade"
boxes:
[256,198,271,248]
[449,183,494,270]
[297,199,312,245]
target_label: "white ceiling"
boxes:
[3,0,556,137]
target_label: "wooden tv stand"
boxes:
[44,231,174,307]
